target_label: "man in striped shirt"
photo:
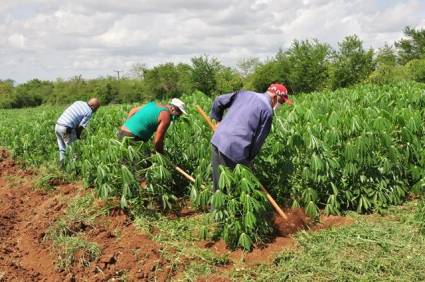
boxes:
[55,98,100,164]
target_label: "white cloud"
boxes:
[7,33,26,48]
[0,0,424,83]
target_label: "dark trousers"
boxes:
[211,145,251,191]
[116,129,142,142]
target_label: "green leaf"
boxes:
[238,233,252,251]
[305,201,319,218]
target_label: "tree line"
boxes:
[1,26,424,109]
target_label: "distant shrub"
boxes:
[405,59,425,83]
[367,64,408,85]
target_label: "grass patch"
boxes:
[47,193,108,237]
[134,212,229,279]
[230,201,425,281]
[133,211,217,242]
[54,235,101,270]
[34,165,73,191]
[35,174,56,191]
[45,193,109,270]
[415,198,425,234]
[3,175,25,188]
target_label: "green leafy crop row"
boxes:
[1,82,425,250]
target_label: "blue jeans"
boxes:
[55,124,77,162]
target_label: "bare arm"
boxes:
[127,106,141,119]
[153,111,171,154]
[77,113,92,139]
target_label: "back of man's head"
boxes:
[88,98,101,110]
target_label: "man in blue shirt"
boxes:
[55,98,100,164]
[210,83,292,191]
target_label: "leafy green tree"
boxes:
[330,35,375,89]
[274,49,292,88]
[13,79,53,108]
[175,63,195,96]
[116,79,144,103]
[237,57,261,78]
[48,76,92,105]
[93,79,119,104]
[367,44,405,86]
[0,79,14,96]
[143,62,193,100]
[375,44,397,67]
[214,66,243,95]
[286,39,331,93]
[249,49,294,93]
[0,80,15,108]
[251,60,280,92]
[129,63,147,79]
[191,55,221,96]
[250,52,291,93]
[405,59,425,83]
[142,63,177,99]
[395,26,425,65]
[367,65,407,85]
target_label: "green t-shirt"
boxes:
[124,102,168,141]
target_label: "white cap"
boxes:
[170,98,187,114]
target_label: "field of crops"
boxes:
[1,81,425,250]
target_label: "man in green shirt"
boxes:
[117,98,187,153]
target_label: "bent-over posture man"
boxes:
[55,98,100,164]
[210,83,293,191]
[117,98,187,154]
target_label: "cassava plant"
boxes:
[209,165,273,250]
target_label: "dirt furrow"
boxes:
[0,150,170,281]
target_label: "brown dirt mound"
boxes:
[0,158,64,281]
[0,148,8,160]
[0,150,33,178]
[274,208,354,234]
[273,208,310,236]
[64,215,170,281]
[167,206,200,219]
[202,236,298,266]
[0,152,171,281]
[202,208,353,265]
[47,177,69,186]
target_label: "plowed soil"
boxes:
[0,151,169,281]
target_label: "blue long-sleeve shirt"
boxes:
[210,91,273,163]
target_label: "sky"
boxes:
[1,0,424,84]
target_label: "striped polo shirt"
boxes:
[56,101,93,129]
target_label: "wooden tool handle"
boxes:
[260,186,288,220]
[195,105,216,131]
[195,104,289,221]
[174,165,196,183]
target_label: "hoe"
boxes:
[195,105,288,221]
